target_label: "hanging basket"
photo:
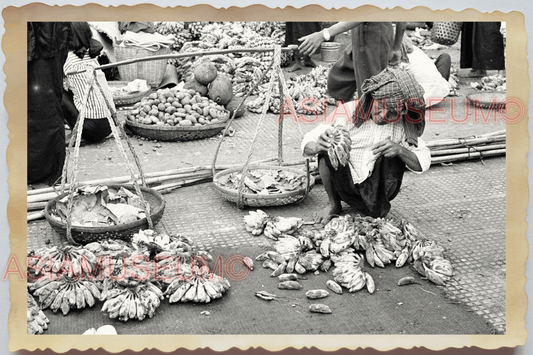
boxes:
[124,115,229,142]
[213,165,315,207]
[430,22,463,46]
[44,185,166,244]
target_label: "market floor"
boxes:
[27,44,507,335]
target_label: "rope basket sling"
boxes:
[47,65,163,245]
[211,45,314,209]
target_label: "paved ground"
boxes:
[26,40,507,334]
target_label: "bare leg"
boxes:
[314,157,342,225]
[286,58,302,73]
[303,55,317,68]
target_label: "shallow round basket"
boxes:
[44,184,166,244]
[108,81,152,107]
[124,116,229,142]
[466,92,506,109]
[213,165,315,207]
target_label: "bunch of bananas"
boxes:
[29,274,101,315]
[331,253,375,293]
[27,292,49,335]
[101,279,164,321]
[243,209,269,236]
[326,126,351,170]
[165,266,231,304]
[232,57,264,97]
[27,245,97,278]
[411,240,454,286]
[263,216,303,240]
[186,22,212,40]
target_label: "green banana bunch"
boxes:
[27,292,49,335]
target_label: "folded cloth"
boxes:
[354,67,426,147]
[117,31,175,51]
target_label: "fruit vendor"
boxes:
[298,22,407,102]
[301,67,431,224]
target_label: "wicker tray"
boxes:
[124,116,229,142]
[108,81,152,107]
[44,184,166,244]
[213,165,315,207]
[466,92,506,109]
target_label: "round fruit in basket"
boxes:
[208,75,233,106]
[183,78,208,96]
[194,61,218,85]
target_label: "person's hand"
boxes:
[316,128,334,153]
[388,48,402,68]
[371,138,405,158]
[298,31,324,57]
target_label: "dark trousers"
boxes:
[435,53,452,81]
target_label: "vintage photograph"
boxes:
[8,4,527,352]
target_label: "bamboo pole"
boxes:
[66,45,298,75]
[431,148,506,164]
[426,136,506,149]
[430,143,506,157]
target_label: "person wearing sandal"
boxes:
[284,22,323,72]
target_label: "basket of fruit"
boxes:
[44,184,166,244]
[108,80,152,107]
[124,85,231,142]
[213,165,315,207]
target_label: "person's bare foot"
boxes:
[303,55,317,68]
[286,60,302,73]
[313,203,342,225]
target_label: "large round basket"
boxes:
[213,165,315,207]
[108,81,152,107]
[44,184,166,245]
[124,116,229,142]
[466,92,506,109]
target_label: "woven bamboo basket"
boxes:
[124,114,230,142]
[113,44,171,88]
[430,22,463,46]
[213,165,315,207]
[44,184,166,244]
[466,92,506,109]
[108,81,152,107]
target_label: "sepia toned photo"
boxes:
[4,3,528,353]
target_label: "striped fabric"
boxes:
[301,101,431,184]
[63,52,115,119]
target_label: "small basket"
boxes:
[44,184,166,244]
[108,81,152,107]
[466,92,506,109]
[113,44,171,88]
[213,165,315,207]
[124,116,229,142]
[430,22,463,46]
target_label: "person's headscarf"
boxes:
[353,67,426,147]
[69,22,103,59]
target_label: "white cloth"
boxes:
[403,46,451,107]
[301,101,431,184]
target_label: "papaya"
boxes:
[225,97,246,118]
[208,75,234,105]
[183,78,208,96]
[194,61,218,85]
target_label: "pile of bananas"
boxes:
[243,209,270,236]
[263,216,303,240]
[27,245,97,278]
[470,75,506,92]
[411,240,454,286]
[29,274,101,315]
[232,57,264,97]
[186,21,212,40]
[27,292,49,335]
[153,22,191,52]
[326,126,351,170]
[101,279,164,321]
[164,266,231,303]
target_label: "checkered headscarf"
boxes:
[354,67,426,146]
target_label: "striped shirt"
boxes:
[63,52,115,119]
[301,101,431,184]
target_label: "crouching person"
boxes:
[301,67,431,224]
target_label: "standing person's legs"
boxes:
[327,44,358,102]
[434,53,452,80]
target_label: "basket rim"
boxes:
[125,116,229,132]
[43,184,166,234]
[213,164,315,200]
[109,81,152,106]
[466,92,506,107]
